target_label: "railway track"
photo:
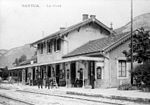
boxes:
[0,87,149,105]
[0,87,123,105]
[17,90,124,105]
[0,93,34,105]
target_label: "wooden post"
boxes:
[82,61,85,88]
[82,69,84,88]
[65,63,68,88]
[130,0,133,85]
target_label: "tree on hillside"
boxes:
[13,54,27,66]
[13,58,19,66]
[18,54,27,63]
[123,27,150,63]
[2,66,9,80]
[123,27,150,89]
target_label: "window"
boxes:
[38,43,44,54]
[57,38,61,51]
[54,38,61,52]
[97,67,102,79]
[118,60,127,77]
[47,40,52,53]
[54,39,57,52]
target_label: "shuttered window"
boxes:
[54,38,61,52]
[38,43,44,54]
[118,60,127,77]
[47,41,52,53]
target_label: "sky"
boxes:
[0,0,150,50]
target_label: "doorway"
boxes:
[70,62,76,87]
[56,64,60,86]
[47,65,51,78]
[25,68,28,83]
[88,61,95,85]
[32,67,35,81]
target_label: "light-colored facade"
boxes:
[32,15,111,87]
[37,21,109,63]
[8,14,132,88]
[106,40,131,88]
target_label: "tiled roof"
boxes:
[31,18,113,45]
[63,32,130,58]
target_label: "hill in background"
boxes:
[0,13,150,69]
[0,44,36,68]
[0,49,8,57]
[115,13,150,33]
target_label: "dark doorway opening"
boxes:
[71,62,76,87]
[32,67,35,80]
[56,64,60,86]
[25,68,28,82]
[47,65,51,78]
[41,66,44,79]
[19,70,22,81]
[88,61,95,85]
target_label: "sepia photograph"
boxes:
[0,0,150,105]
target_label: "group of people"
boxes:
[74,68,95,89]
[28,68,96,89]
[36,70,58,89]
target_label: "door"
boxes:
[71,62,76,87]
[32,67,35,81]
[88,61,95,85]
[56,64,60,86]
[25,68,28,82]
[47,65,51,78]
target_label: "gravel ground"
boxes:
[0,83,149,105]
[0,88,149,105]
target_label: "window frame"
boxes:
[117,58,129,79]
[118,60,127,77]
[47,40,52,53]
[38,43,44,54]
[54,38,61,52]
[56,38,61,51]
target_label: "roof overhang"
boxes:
[63,51,109,60]
[31,34,60,46]
[8,56,104,70]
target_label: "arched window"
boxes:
[97,66,102,79]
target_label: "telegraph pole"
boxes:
[131,0,133,85]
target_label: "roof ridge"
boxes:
[31,17,112,45]
[31,18,92,45]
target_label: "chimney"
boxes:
[110,22,114,36]
[60,27,66,31]
[82,14,88,21]
[110,22,113,30]
[90,15,96,19]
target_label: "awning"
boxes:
[8,56,104,70]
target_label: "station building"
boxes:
[8,14,131,88]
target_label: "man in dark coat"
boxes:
[91,74,95,89]
[36,70,43,89]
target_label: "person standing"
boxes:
[78,68,83,87]
[36,70,42,89]
[91,73,95,89]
